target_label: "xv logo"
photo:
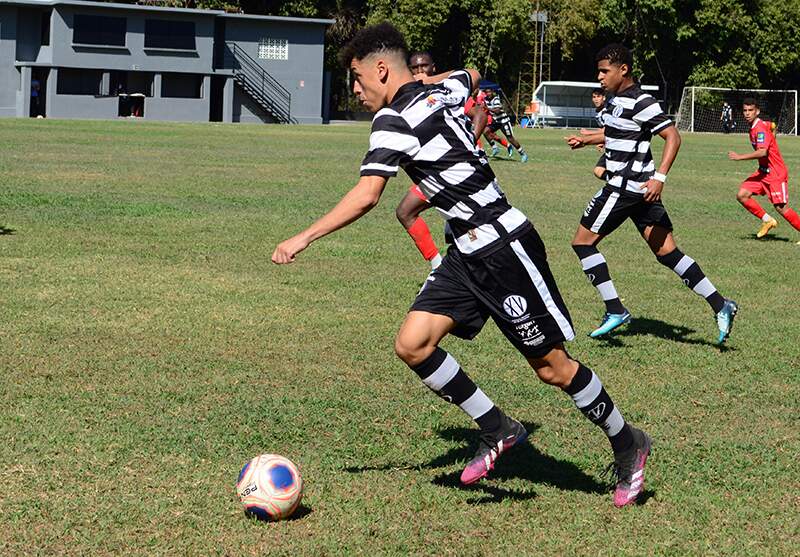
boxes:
[587,402,606,422]
[502,295,528,318]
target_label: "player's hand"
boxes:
[640,179,664,202]
[565,135,585,149]
[728,151,741,161]
[272,233,311,264]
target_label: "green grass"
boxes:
[1,118,798,555]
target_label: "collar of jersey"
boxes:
[391,79,425,104]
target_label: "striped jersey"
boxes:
[360,70,530,257]
[486,95,511,124]
[602,84,672,195]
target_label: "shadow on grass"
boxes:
[740,233,790,242]
[345,422,609,503]
[0,225,15,235]
[592,316,735,352]
[245,504,312,523]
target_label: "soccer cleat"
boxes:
[757,217,778,238]
[491,145,500,157]
[520,153,529,163]
[608,426,652,507]
[715,298,738,345]
[460,415,528,485]
[589,310,632,338]
[507,146,514,157]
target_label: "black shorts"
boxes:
[489,119,514,137]
[580,186,673,236]
[410,227,575,358]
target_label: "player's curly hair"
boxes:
[596,44,633,75]
[339,22,409,67]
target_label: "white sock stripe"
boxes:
[580,253,606,270]
[693,277,717,298]
[422,353,460,391]
[673,255,695,275]
[604,407,625,437]
[596,280,619,301]
[572,371,602,409]
[459,389,494,419]
[632,469,644,480]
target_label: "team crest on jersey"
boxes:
[757,131,765,143]
[612,104,624,118]
[502,295,528,318]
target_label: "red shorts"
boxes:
[741,172,789,204]
[409,184,427,201]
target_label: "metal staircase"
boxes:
[222,42,294,124]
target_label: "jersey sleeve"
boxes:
[440,69,472,106]
[360,109,420,178]
[632,95,673,133]
[754,123,773,150]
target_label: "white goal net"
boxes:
[676,86,798,135]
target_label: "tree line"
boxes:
[117,0,800,112]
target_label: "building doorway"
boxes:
[30,68,49,118]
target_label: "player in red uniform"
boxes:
[397,51,488,269]
[728,98,800,243]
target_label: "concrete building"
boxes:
[0,0,333,123]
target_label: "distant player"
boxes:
[273,24,652,507]
[483,88,528,162]
[397,51,488,269]
[720,101,734,134]
[566,44,738,345]
[591,88,608,180]
[728,98,800,243]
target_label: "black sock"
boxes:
[572,245,626,314]
[656,249,725,313]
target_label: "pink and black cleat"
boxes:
[460,415,528,485]
[610,427,652,507]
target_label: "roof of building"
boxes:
[0,0,334,23]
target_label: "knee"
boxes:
[736,191,750,203]
[395,205,414,228]
[394,332,431,367]
[774,203,787,214]
[529,358,577,389]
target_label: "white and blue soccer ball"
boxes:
[237,454,303,521]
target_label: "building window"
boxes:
[73,14,126,47]
[161,73,203,99]
[57,69,103,95]
[41,11,51,46]
[257,38,288,60]
[145,20,196,50]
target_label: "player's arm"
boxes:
[728,148,767,161]
[565,128,605,149]
[640,125,681,202]
[467,104,488,138]
[271,175,388,264]
[418,69,482,94]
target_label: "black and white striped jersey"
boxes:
[602,84,672,195]
[486,95,511,124]
[595,106,607,127]
[360,70,530,257]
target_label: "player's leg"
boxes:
[503,123,527,162]
[766,180,800,237]
[772,203,800,236]
[572,189,631,337]
[643,223,738,344]
[737,183,777,237]
[396,186,442,269]
[526,345,650,507]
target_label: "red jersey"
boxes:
[749,118,788,179]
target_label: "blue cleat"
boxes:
[715,299,738,345]
[507,146,514,157]
[520,153,529,163]
[491,145,500,157]
[589,310,632,338]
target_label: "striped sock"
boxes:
[573,245,625,314]
[411,348,501,432]
[656,249,725,313]
[564,363,633,453]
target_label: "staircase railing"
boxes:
[221,42,293,124]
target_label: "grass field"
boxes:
[1,118,798,555]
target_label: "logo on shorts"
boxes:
[587,402,606,421]
[503,295,528,318]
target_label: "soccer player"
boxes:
[566,44,738,345]
[483,88,528,162]
[591,88,608,180]
[396,51,488,269]
[273,23,652,507]
[728,98,800,243]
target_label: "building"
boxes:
[0,0,333,123]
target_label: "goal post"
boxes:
[676,86,798,135]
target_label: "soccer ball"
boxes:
[236,454,303,521]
